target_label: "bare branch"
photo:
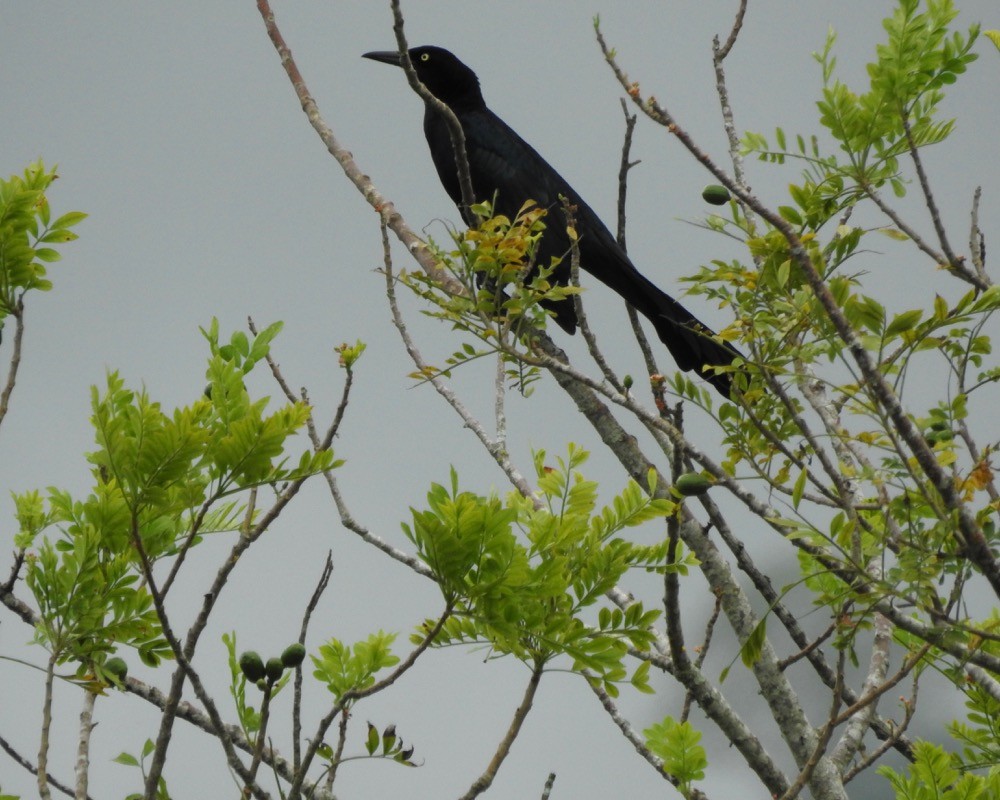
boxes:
[287,606,453,800]
[381,220,540,505]
[74,690,96,800]
[595,26,1000,601]
[457,662,544,800]
[586,677,710,800]
[255,0,462,295]
[0,299,25,431]
[388,0,477,218]
[539,772,557,800]
[831,615,887,768]
[716,0,748,62]
[969,186,988,284]
[294,552,334,772]
[0,728,95,800]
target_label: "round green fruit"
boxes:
[265,657,285,683]
[675,473,712,496]
[702,185,731,206]
[239,651,266,683]
[281,643,307,669]
[105,657,128,682]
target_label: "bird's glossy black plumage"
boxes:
[363,45,740,396]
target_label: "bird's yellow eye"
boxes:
[420,53,430,61]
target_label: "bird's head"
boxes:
[363,45,483,109]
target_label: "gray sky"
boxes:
[3,2,998,798]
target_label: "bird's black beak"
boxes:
[362,50,403,67]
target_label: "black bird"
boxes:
[363,46,740,397]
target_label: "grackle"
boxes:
[363,46,740,397]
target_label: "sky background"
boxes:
[3,2,998,798]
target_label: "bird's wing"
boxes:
[458,110,579,215]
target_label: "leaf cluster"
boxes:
[363,722,416,767]
[879,740,1000,800]
[14,321,337,678]
[403,445,680,694]
[401,200,579,393]
[0,160,85,320]
[310,632,400,700]
[644,716,709,797]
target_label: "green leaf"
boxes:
[644,716,708,792]
[885,309,923,338]
[365,721,380,755]
[778,205,803,226]
[51,210,88,230]
[739,617,767,668]
[792,468,808,510]
[33,247,61,263]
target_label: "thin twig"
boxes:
[681,594,722,723]
[381,220,540,505]
[286,606,453,800]
[843,679,919,783]
[777,623,836,672]
[245,684,273,792]
[562,197,622,390]
[255,0,462,294]
[74,690,96,800]
[324,708,350,791]
[615,100,660,378]
[901,115,960,271]
[716,0,748,61]
[539,772,557,800]
[596,26,1000,601]
[586,676,710,800]
[2,547,25,593]
[777,651,845,800]
[388,0,477,219]
[294,553,334,771]
[968,186,988,284]
[0,729,95,800]
[0,299,25,431]
[457,662,544,800]
[37,651,57,800]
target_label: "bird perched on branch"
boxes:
[363,45,740,397]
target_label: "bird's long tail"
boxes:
[644,287,740,398]
[597,253,742,398]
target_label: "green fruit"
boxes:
[265,657,285,683]
[239,651,266,683]
[702,185,731,206]
[926,429,954,445]
[105,657,128,682]
[281,642,307,669]
[675,473,712,497]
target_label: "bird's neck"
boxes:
[422,91,486,114]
